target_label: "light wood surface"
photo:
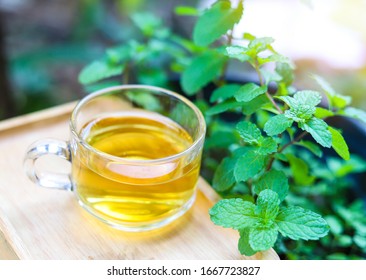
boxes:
[0,103,279,260]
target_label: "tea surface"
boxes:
[72,111,200,228]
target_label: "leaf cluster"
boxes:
[78,0,366,259]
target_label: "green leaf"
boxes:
[206,100,242,115]
[258,54,293,67]
[299,117,332,148]
[314,107,334,119]
[313,75,351,109]
[205,131,238,149]
[279,90,322,109]
[238,228,257,256]
[181,52,227,95]
[286,154,315,185]
[212,157,237,192]
[209,198,258,229]
[313,74,336,96]
[342,107,366,125]
[126,91,162,111]
[256,189,280,222]
[257,137,278,155]
[106,45,131,64]
[193,1,243,46]
[225,46,251,62]
[242,95,269,115]
[248,37,275,54]
[137,68,168,87]
[210,84,241,102]
[354,235,366,249]
[276,62,294,86]
[328,126,350,160]
[264,114,293,136]
[236,121,262,144]
[294,90,322,107]
[338,235,353,247]
[284,106,315,122]
[276,206,329,240]
[174,6,199,16]
[131,12,162,37]
[78,60,124,85]
[234,151,266,182]
[249,226,278,251]
[253,170,289,202]
[235,83,267,102]
[260,69,282,85]
[295,140,323,157]
[324,215,343,235]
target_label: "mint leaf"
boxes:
[256,189,280,222]
[126,91,162,111]
[234,151,266,182]
[264,114,293,136]
[235,83,267,102]
[328,126,350,160]
[209,198,258,229]
[212,157,237,192]
[225,46,251,62]
[206,100,242,115]
[299,117,332,148]
[205,131,238,149]
[258,54,294,69]
[193,1,243,46]
[276,206,329,240]
[279,90,322,109]
[257,137,277,155]
[295,140,323,157]
[313,74,336,95]
[253,170,289,202]
[260,69,282,85]
[238,228,257,256]
[79,60,124,85]
[210,84,241,102]
[286,154,315,185]
[294,90,322,107]
[174,6,200,16]
[276,62,294,86]
[342,107,366,125]
[248,37,275,54]
[181,52,227,95]
[354,235,366,249]
[242,95,269,115]
[284,106,315,122]
[236,121,262,144]
[313,75,351,109]
[314,107,334,119]
[249,226,278,251]
[278,96,297,108]
[131,12,164,37]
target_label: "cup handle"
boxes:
[23,138,72,191]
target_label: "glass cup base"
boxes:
[77,192,197,232]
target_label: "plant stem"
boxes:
[279,131,308,153]
[266,131,308,171]
[217,30,234,86]
[253,63,283,114]
[123,62,130,84]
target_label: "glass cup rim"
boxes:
[70,84,206,164]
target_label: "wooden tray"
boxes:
[0,103,278,260]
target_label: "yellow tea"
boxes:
[72,111,201,228]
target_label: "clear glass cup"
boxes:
[24,85,206,231]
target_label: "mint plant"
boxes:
[78,0,366,259]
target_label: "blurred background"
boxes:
[0,0,365,120]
